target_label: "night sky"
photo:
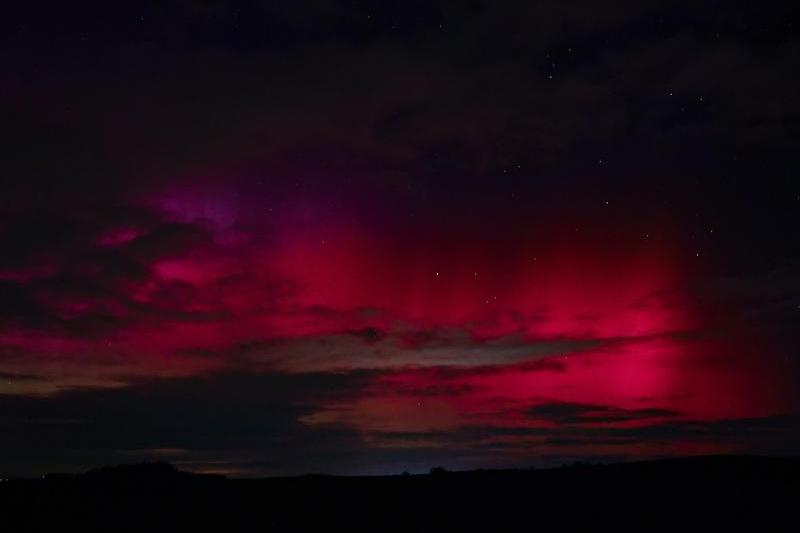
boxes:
[2,1,799,477]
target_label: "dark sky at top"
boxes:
[1,1,799,477]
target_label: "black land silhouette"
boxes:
[1,455,798,531]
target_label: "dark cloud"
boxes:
[0,371,47,382]
[0,280,55,327]
[527,402,681,425]
[0,214,223,339]
[224,328,592,372]
[0,371,371,477]
[123,222,214,261]
[7,368,795,477]
[378,414,800,456]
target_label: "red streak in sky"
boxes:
[2,196,794,460]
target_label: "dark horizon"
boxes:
[2,1,799,478]
[3,455,799,531]
[17,453,797,481]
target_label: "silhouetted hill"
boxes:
[81,461,180,479]
[41,461,225,484]
[2,455,798,531]
[78,461,224,482]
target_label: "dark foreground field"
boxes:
[2,456,798,531]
